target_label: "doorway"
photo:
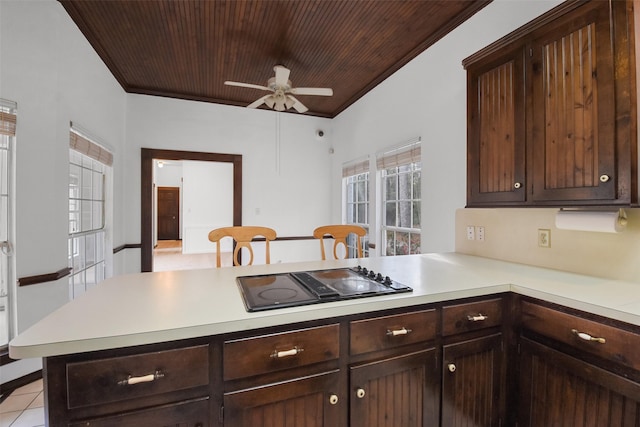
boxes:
[157,186,180,241]
[141,148,242,272]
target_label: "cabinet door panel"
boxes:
[350,348,438,427]
[467,48,526,205]
[519,338,640,427]
[223,371,342,427]
[442,333,503,427]
[530,1,616,202]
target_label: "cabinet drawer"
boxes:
[66,345,209,409]
[350,309,436,355]
[521,301,640,371]
[223,324,339,381]
[442,297,503,336]
[68,397,209,427]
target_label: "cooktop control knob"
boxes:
[356,265,362,272]
[384,276,393,286]
[375,273,384,282]
[362,268,369,275]
[368,270,376,279]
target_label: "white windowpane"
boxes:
[69,139,109,300]
[381,160,421,257]
[343,171,369,257]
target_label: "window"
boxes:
[378,139,421,256]
[68,127,112,299]
[343,158,370,257]
[0,100,16,348]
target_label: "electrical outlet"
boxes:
[538,229,551,248]
[476,226,485,241]
[466,226,475,240]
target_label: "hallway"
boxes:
[153,240,231,271]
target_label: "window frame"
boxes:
[68,127,111,299]
[343,170,370,258]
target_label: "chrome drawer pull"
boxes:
[386,327,412,336]
[271,346,304,358]
[467,314,488,322]
[118,370,164,386]
[572,329,606,344]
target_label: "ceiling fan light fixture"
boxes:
[285,96,295,110]
[225,65,332,114]
[264,96,275,109]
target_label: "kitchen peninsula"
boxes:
[10,253,640,426]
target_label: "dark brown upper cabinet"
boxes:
[464,0,637,207]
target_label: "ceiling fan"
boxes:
[225,65,333,113]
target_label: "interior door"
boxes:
[157,186,180,240]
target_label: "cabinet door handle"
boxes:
[356,388,366,398]
[386,327,412,336]
[118,370,164,386]
[571,329,606,344]
[329,394,339,405]
[514,182,522,189]
[599,174,610,183]
[467,314,488,322]
[270,346,304,358]
[447,363,456,373]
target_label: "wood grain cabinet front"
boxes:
[223,324,340,381]
[66,344,210,409]
[464,0,637,207]
[441,297,506,427]
[67,397,210,427]
[521,300,640,372]
[518,299,640,426]
[442,298,503,336]
[350,349,439,427]
[223,371,342,427]
[350,309,436,356]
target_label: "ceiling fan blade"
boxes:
[289,87,333,96]
[247,94,272,109]
[274,65,291,88]
[287,95,309,113]
[225,81,272,91]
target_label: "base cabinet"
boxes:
[518,338,640,427]
[442,334,503,427]
[223,371,342,427]
[350,349,439,427]
[43,293,640,427]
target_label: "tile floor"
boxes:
[0,379,45,427]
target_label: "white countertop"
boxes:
[9,253,640,359]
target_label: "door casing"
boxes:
[141,148,242,272]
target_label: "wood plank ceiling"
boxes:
[59,0,491,118]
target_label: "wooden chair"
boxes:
[208,226,277,267]
[313,224,367,260]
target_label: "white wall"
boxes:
[1,0,127,381]
[182,160,234,254]
[331,0,563,254]
[124,95,333,250]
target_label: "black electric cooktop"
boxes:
[236,267,412,312]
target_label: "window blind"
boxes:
[0,99,17,137]
[69,126,113,166]
[376,137,421,169]
[342,156,370,177]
